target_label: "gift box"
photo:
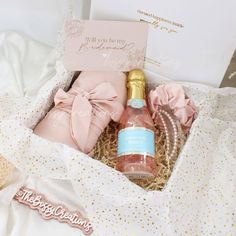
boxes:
[0,1,236,236]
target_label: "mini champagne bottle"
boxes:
[116,69,156,179]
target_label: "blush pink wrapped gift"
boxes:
[34,71,127,155]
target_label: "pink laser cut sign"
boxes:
[14,187,93,235]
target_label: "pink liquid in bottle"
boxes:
[116,70,156,179]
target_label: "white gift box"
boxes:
[90,0,236,87]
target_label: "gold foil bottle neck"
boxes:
[127,69,146,100]
[128,69,145,82]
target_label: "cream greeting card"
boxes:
[64,20,148,71]
[90,0,236,87]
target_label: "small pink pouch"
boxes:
[34,71,127,155]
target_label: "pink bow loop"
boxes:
[54,88,75,112]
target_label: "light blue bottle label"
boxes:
[118,127,155,157]
[128,99,146,108]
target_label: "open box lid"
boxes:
[90,0,236,87]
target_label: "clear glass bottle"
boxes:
[116,69,156,179]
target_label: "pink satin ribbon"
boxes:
[54,82,124,153]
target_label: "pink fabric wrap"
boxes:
[34,71,127,155]
[149,83,197,134]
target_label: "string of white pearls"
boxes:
[157,108,178,163]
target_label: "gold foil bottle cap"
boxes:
[127,69,146,100]
[128,69,145,82]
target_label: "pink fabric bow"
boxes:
[54,82,124,153]
[149,84,197,134]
